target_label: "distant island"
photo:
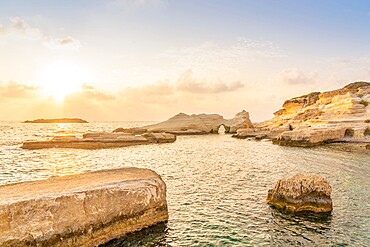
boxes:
[23,118,88,123]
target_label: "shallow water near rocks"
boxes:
[0,121,369,246]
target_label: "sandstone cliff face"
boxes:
[267,174,333,213]
[247,82,370,146]
[0,168,168,247]
[114,110,254,135]
[267,82,370,128]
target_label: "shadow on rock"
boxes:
[100,222,169,247]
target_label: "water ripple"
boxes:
[0,122,369,246]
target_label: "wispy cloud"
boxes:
[277,68,317,85]
[162,38,284,82]
[0,81,39,98]
[0,17,81,50]
[164,38,284,68]
[109,0,162,8]
[177,70,244,94]
[79,84,115,100]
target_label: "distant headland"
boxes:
[23,118,88,123]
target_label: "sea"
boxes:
[0,121,369,246]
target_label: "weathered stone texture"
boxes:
[267,174,333,213]
[0,168,168,247]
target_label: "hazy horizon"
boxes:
[1,0,370,121]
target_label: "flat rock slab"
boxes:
[21,132,176,150]
[0,167,168,246]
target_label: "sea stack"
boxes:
[267,173,333,214]
[0,168,168,246]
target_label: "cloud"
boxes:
[110,0,162,8]
[74,84,115,100]
[0,81,39,98]
[277,68,317,85]
[164,38,284,70]
[43,36,81,50]
[176,70,244,94]
[0,17,81,50]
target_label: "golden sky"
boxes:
[1,1,369,121]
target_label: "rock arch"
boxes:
[217,124,230,134]
[344,128,354,138]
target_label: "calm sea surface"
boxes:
[0,121,369,246]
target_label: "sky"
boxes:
[0,0,370,121]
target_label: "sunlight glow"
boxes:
[39,61,91,101]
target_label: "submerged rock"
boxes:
[267,173,333,213]
[0,167,168,246]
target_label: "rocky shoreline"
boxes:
[234,82,370,148]
[20,82,370,150]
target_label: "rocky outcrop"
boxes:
[113,128,148,135]
[273,124,370,147]
[266,82,370,129]
[114,110,254,135]
[244,82,370,146]
[21,132,176,149]
[23,118,88,123]
[0,167,168,246]
[267,174,333,213]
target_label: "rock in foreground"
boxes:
[267,174,333,213]
[23,118,88,123]
[0,167,168,246]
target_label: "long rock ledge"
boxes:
[0,167,168,246]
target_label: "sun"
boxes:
[39,61,90,101]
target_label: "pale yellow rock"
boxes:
[267,173,333,213]
[0,167,168,247]
[21,132,176,150]
[254,81,370,147]
[114,110,254,134]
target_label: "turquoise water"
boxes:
[0,122,369,246]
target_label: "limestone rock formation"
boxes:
[243,81,370,147]
[0,167,168,246]
[114,110,254,135]
[113,127,148,134]
[142,132,177,143]
[273,124,370,147]
[21,131,176,149]
[266,81,370,129]
[227,110,254,133]
[267,174,333,213]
